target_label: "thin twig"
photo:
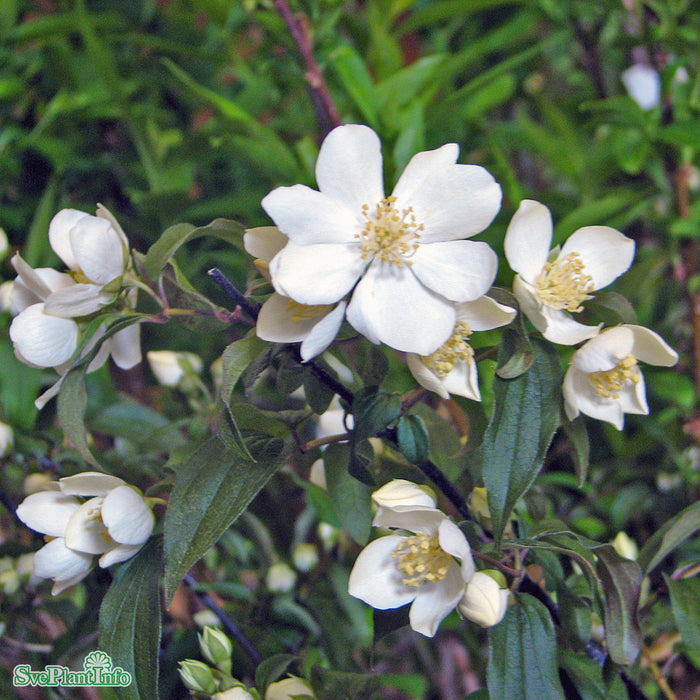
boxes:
[208,268,260,321]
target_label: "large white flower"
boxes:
[16,472,155,594]
[348,502,475,637]
[262,124,502,355]
[406,295,515,400]
[244,226,346,361]
[504,200,635,345]
[563,324,678,429]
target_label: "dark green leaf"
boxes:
[482,338,561,543]
[373,607,410,643]
[58,365,94,465]
[255,654,299,694]
[556,583,592,651]
[666,576,700,669]
[488,593,565,700]
[558,650,627,700]
[352,386,402,441]
[329,44,380,129]
[561,416,590,487]
[310,666,382,700]
[583,292,638,327]
[220,335,269,406]
[303,367,335,415]
[100,538,162,700]
[396,414,431,464]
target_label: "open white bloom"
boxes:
[563,324,678,429]
[505,200,635,345]
[348,502,475,637]
[622,64,661,110]
[265,676,314,700]
[458,570,509,627]
[16,471,154,594]
[147,350,203,386]
[245,226,346,361]
[263,124,502,355]
[406,296,515,400]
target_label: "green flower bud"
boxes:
[178,659,218,695]
[199,626,233,674]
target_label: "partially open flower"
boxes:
[265,676,313,700]
[458,570,509,627]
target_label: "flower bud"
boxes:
[308,459,326,489]
[199,626,233,674]
[147,350,203,387]
[23,472,55,495]
[178,659,218,695]
[0,568,20,595]
[371,479,436,510]
[213,687,256,700]
[0,421,13,457]
[265,676,313,700]
[266,562,297,593]
[317,522,338,551]
[0,281,14,312]
[612,531,638,561]
[0,228,8,259]
[459,571,509,628]
[292,543,319,573]
[468,487,492,530]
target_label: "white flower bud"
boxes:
[147,350,202,387]
[265,676,313,700]
[0,422,13,457]
[613,531,638,561]
[622,64,661,110]
[23,472,54,495]
[0,228,8,259]
[266,562,297,593]
[371,479,436,510]
[459,571,509,628]
[213,688,256,700]
[178,659,218,695]
[199,625,233,673]
[0,281,14,312]
[308,459,326,489]
[292,543,319,573]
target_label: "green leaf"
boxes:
[0,338,42,430]
[99,538,162,700]
[481,339,561,542]
[637,501,700,574]
[582,292,638,327]
[666,576,700,669]
[220,335,269,407]
[255,654,299,694]
[58,365,95,465]
[309,666,381,700]
[163,431,287,601]
[487,593,565,700]
[560,417,590,487]
[396,414,431,465]
[352,386,402,441]
[329,44,380,129]
[558,650,627,700]
[591,544,642,665]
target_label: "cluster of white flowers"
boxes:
[16,472,154,594]
[250,125,677,429]
[348,480,509,637]
[8,206,141,408]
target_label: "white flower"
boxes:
[147,350,203,386]
[622,64,661,110]
[563,324,678,429]
[265,676,314,700]
[262,124,502,355]
[348,503,475,637]
[245,226,346,361]
[458,570,509,627]
[371,479,437,510]
[15,471,154,594]
[266,562,297,593]
[504,200,635,345]
[406,296,515,400]
[0,421,14,457]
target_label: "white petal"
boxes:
[33,538,93,583]
[99,543,145,567]
[563,366,625,429]
[102,486,154,545]
[504,200,553,284]
[437,519,474,578]
[392,143,459,204]
[300,301,347,361]
[60,472,125,496]
[457,296,516,331]
[256,293,327,344]
[108,323,142,369]
[64,498,113,554]
[70,215,125,284]
[96,204,129,248]
[406,353,450,399]
[11,255,75,307]
[48,209,89,269]
[9,303,79,367]
[512,275,548,333]
[346,263,455,354]
[618,373,649,415]
[563,366,582,422]
[559,226,635,290]
[44,283,112,317]
[348,535,418,609]
[372,506,446,533]
[573,327,634,373]
[411,240,498,302]
[35,376,65,410]
[408,564,464,637]
[627,325,679,367]
[372,480,437,510]
[262,185,359,245]
[52,571,92,595]
[243,226,288,261]
[315,124,385,213]
[539,306,601,345]
[270,241,364,305]
[16,491,80,537]
[440,359,481,401]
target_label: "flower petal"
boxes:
[33,538,93,583]
[64,498,113,554]
[270,241,364,305]
[563,366,625,429]
[102,485,154,545]
[504,200,553,284]
[44,283,112,317]
[315,124,385,213]
[457,296,516,331]
[348,535,417,609]
[437,519,474,578]
[406,353,450,399]
[48,209,89,270]
[300,301,347,361]
[99,543,145,567]
[59,471,126,496]
[538,305,601,345]
[69,214,125,284]
[440,359,481,401]
[256,293,329,344]
[346,263,455,354]
[108,322,142,370]
[9,303,79,367]
[243,226,288,261]
[96,204,129,248]
[572,326,634,373]
[411,240,498,303]
[372,505,446,533]
[627,325,679,367]
[16,491,80,537]
[559,226,635,290]
[408,564,464,637]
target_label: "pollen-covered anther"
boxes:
[357,195,423,266]
[284,299,331,323]
[424,321,474,377]
[588,354,640,399]
[392,532,452,586]
[536,252,594,312]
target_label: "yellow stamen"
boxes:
[87,504,113,543]
[588,354,640,399]
[536,252,594,312]
[284,299,331,323]
[423,321,474,377]
[356,195,423,267]
[392,532,452,587]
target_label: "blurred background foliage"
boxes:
[1,0,700,697]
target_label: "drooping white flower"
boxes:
[563,324,678,429]
[406,295,515,400]
[348,501,475,637]
[458,570,509,628]
[262,124,502,355]
[244,226,346,361]
[504,200,635,345]
[265,676,314,700]
[15,471,155,594]
[622,64,661,110]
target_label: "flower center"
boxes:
[392,532,452,586]
[87,503,113,544]
[588,354,640,399]
[536,252,594,312]
[423,321,474,377]
[357,195,423,267]
[284,299,331,323]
